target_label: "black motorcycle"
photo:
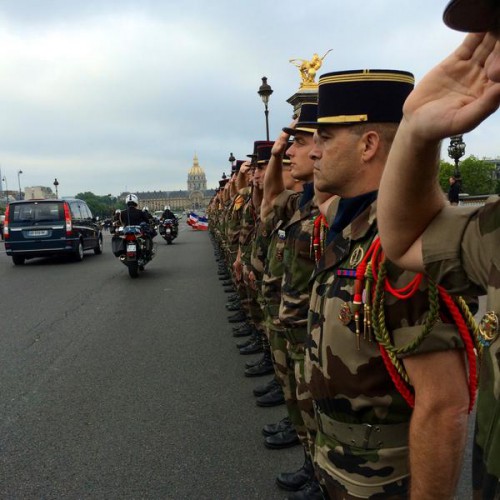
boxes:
[159,218,178,245]
[112,222,155,278]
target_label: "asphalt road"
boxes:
[0,222,475,499]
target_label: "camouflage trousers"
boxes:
[265,320,307,449]
[314,413,409,499]
[285,334,317,457]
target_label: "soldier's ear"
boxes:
[360,131,380,163]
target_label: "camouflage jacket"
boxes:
[423,196,500,492]
[260,193,300,320]
[272,188,320,336]
[226,190,247,254]
[306,199,465,496]
[239,189,257,265]
[250,213,276,284]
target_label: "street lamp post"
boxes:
[257,76,273,141]
[17,170,23,200]
[228,152,236,175]
[2,176,8,202]
[447,135,466,178]
[53,178,59,198]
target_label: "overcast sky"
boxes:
[0,0,496,198]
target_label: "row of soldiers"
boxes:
[206,58,493,500]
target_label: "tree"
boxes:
[439,156,496,196]
[75,192,124,218]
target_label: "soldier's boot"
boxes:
[263,425,300,449]
[232,323,253,338]
[256,384,285,407]
[239,331,264,355]
[244,349,274,377]
[253,377,280,397]
[226,301,241,312]
[239,339,263,355]
[262,416,292,436]
[236,336,255,349]
[285,479,324,499]
[228,310,247,323]
[276,451,315,491]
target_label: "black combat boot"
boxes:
[262,416,292,436]
[286,479,324,499]
[228,311,246,323]
[256,384,284,407]
[264,426,300,449]
[276,452,315,491]
[239,338,263,355]
[253,377,279,397]
[244,349,274,376]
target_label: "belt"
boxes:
[316,408,409,450]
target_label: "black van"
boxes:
[3,198,103,265]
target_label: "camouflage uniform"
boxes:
[422,198,500,499]
[226,189,246,270]
[239,189,264,329]
[306,199,466,498]
[268,184,319,455]
[262,192,306,440]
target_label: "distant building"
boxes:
[484,157,500,180]
[120,155,215,211]
[25,186,56,200]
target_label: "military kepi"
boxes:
[317,69,414,125]
[256,141,274,165]
[443,0,499,32]
[283,102,318,135]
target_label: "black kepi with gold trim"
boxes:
[256,141,274,165]
[317,69,414,125]
[283,102,318,135]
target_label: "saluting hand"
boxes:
[402,33,500,141]
[271,119,297,158]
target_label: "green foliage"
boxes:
[439,156,496,196]
[75,192,125,218]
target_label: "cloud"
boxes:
[0,0,498,197]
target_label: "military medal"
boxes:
[349,245,365,267]
[478,311,499,347]
[338,302,352,325]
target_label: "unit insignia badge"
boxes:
[478,311,499,347]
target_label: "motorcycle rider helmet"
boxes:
[164,205,171,210]
[125,193,139,206]
[143,206,149,212]
[115,209,121,214]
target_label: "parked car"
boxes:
[3,198,103,265]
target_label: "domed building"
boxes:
[187,154,208,209]
[122,155,215,212]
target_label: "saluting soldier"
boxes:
[305,69,476,499]
[261,103,328,498]
[377,2,500,498]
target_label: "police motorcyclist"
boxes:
[160,205,178,236]
[121,194,154,254]
[161,205,176,221]
[121,195,150,226]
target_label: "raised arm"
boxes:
[378,32,500,271]
[261,125,294,218]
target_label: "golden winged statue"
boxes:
[289,49,333,88]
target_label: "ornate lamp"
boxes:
[257,76,273,141]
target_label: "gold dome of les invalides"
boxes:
[188,154,205,176]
